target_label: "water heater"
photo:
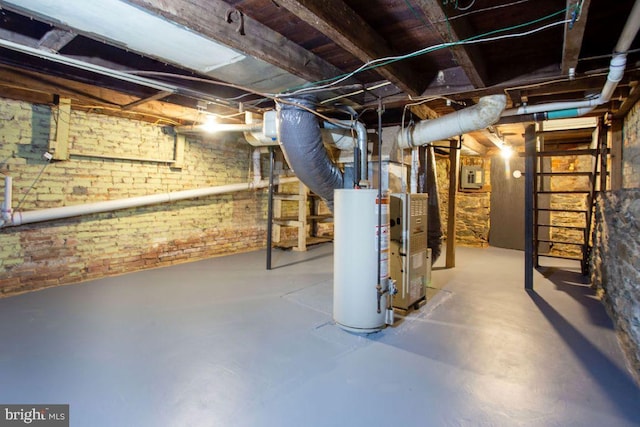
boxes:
[333,189,390,333]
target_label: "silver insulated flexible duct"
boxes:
[276,95,344,211]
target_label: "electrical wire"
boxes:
[284,8,571,96]
[455,0,476,12]
[403,0,431,30]
[15,157,51,212]
[438,0,532,22]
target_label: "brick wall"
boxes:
[0,98,269,296]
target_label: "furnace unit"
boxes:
[389,193,431,311]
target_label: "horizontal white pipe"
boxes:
[502,0,640,120]
[396,95,507,148]
[501,99,597,117]
[6,177,298,227]
[175,123,262,134]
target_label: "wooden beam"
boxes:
[413,0,488,89]
[0,65,203,124]
[126,0,358,87]
[122,91,174,110]
[37,29,76,53]
[561,0,591,75]
[614,81,640,119]
[51,97,71,160]
[274,0,424,96]
[609,118,623,190]
[460,134,487,156]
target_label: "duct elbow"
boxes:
[396,94,507,149]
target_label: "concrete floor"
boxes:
[1,244,639,426]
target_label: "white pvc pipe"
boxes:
[1,176,12,224]
[615,0,640,53]
[502,0,640,119]
[175,123,262,134]
[6,177,298,227]
[252,148,262,184]
[501,99,597,117]
[396,95,507,148]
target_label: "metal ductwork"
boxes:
[394,95,507,263]
[500,0,640,121]
[276,95,344,211]
[396,95,507,149]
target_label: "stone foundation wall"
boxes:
[0,98,269,296]
[591,189,640,383]
[436,155,491,247]
[623,101,640,188]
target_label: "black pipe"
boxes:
[266,147,275,270]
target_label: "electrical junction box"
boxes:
[461,165,484,189]
[389,193,430,311]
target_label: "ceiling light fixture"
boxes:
[201,115,219,133]
[500,144,513,159]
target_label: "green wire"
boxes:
[282,6,569,94]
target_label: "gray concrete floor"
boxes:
[1,244,639,426]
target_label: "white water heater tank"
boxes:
[333,189,390,333]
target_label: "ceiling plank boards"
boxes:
[561,0,591,75]
[274,0,424,96]
[125,0,359,89]
[412,0,488,89]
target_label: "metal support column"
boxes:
[446,138,460,268]
[524,124,535,290]
[266,147,275,270]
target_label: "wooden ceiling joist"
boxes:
[125,0,359,88]
[274,0,425,96]
[413,0,488,89]
[561,0,592,75]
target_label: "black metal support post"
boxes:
[524,124,535,290]
[266,147,275,270]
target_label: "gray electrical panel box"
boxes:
[389,193,431,310]
[461,165,484,189]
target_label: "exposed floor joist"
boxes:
[0,65,207,124]
[561,0,592,75]
[275,0,424,96]
[125,0,360,89]
[413,0,488,89]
